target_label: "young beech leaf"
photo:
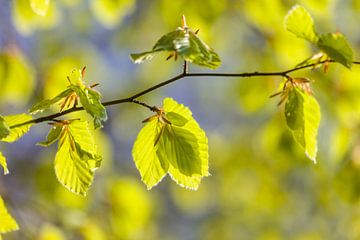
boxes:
[0,152,9,175]
[70,86,107,129]
[132,98,209,190]
[29,88,74,114]
[30,0,50,16]
[37,125,63,147]
[0,116,10,139]
[130,28,221,69]
[1,114,33,143]
[0,196,19,234]
[284,5,318,43]
[54,120,101,196]
[317,33,354,69]
[285,87,321,163]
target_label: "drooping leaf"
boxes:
[0,152,9,175]
[130,28,221,69]
[132,98,209,190]
[37,125,63,147]
[29,88,74,114]
[0,116,10,139]
[317,33,354,69]
[30,0,50,16]
[70,86,107,129]
[1,114,33,143]
[285,87,321,163]
[0,196,19,234]
[54,120,101,196]
[284,5,318,43]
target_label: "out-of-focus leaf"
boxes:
[54,121,100,196]
[0,116,10,139]
[38,223,66,240]
[0,196,19,234]
[37,125,63,147]
[90,0,135,28]
[1,114,33,143]
[132,98,209,190]
[29,88,74,114]
[131,28,221,69]
[284,4,318,43]
[285,87,321,162]
[0,152,9,175]
[30,0,50,16]
[70,86,107,129]
[317,33,354,69]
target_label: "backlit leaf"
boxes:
[37,125,63,147]
[0,116,10,139]
[0,196,19,234]
[284,5,318,43]
[132,98,209,190]
[71,86,107,129]
[30,0,50,16]
[317,33,354,69]
[54,120,101,196]
[285,87,321,162]
[1,114,33,143]
[0,152,9,175]
[130,28,221,69]
[29,88,74,114]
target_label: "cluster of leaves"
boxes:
[0,4,357,237]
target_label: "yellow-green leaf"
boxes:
[132,98,209,190]
[37,125,63,147]
[0,196,19,234]
[30,0,50,16]
[0,152,9,175]
[317,33,354,69]
[284,5,318,43]
[0,116,10,139]
[1,114,33,143]
[29,88,74,114]
[285,87,321,163]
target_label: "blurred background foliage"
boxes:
[1,0,360,239]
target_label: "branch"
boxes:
[10,60,360,129]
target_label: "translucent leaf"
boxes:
[29,88,74,114]
[317,33,354,69]
[130,28,221,69]
[284,5,318,43]
[0,116,10,139]
[1,114,33,143]
[30,0,50,16]
[37,125,63,147]
[132,98,209,190]
[0,152,9,175]
[71,86,107,129]
[67,120,98,157]
[54,126,94,196]
[132,120,169,190]
[285,87,321,163]
[0,196,19,234]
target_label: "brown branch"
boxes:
[10,60,360,129]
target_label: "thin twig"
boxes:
[9,60,360,129]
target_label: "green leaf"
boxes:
[317,33,354,69]
[1,114,33,143]
[0,196,19,234]
[37,125,63,147]
[71,86,107,129]
[284,4,318,43]
[132,98,209,190]
[285,87,321,163]
[54,120,101,196]
[30,0,50,16]
[0,116,10,139]
[130,28,221,69]
[0,152,9,175]
[29,88,74,114]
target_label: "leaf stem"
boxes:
[9,60,360,129]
